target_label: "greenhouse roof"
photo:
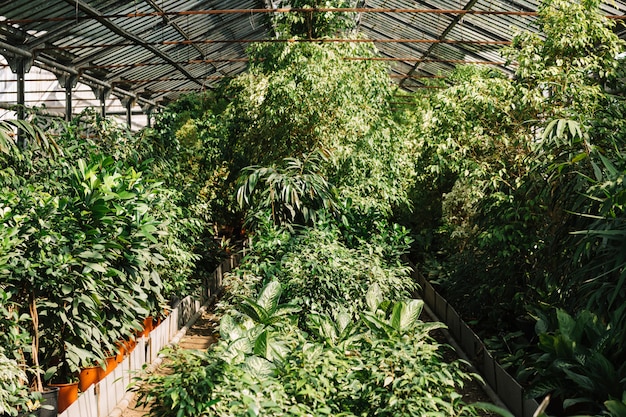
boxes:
[1,0,625,108]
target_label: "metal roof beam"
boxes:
[39,38,511,51]
[0,40,158,108]
[143,0,206,59]
[58,0,203,87]
[71,42,128,67]
[141,0,223,77]
[25,21,82,48]
[399,0,481,89]
[5,8,544,23]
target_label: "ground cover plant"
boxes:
[135,237,483,417]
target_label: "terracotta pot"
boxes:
[78,365,100,391]
[142,316,154,336]
[47,381,78,413]
[96,355,117,380]
[115,342,126,364]
[124,337,137,354]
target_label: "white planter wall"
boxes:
[411,267,540,417]
[57,253,242,417]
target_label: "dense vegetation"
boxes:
[133,4,484,416]
[403,0,626,414]
[0,111,225,415]
[2,0,626,415]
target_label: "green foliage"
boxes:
[138,158,477,417]
[0,111,218,388]
[0,352,32,417]
[237,281,301,326]
[271,0,359,39]
[218,37,411,217]
[0,289,31,361]
[570,150,626,316]
[133,348,223,417]
[361,296,444,340]
[236,220,416,318]
[400,2,626,414]
[307,308,361,348]
[605,392,626,417]
[138,292,480,417]
[237,150,338,229]
[526,308,626,414]
[504,0,623,120]
[0,289,39,417]
[412,0,626,314]
[0,118,59,160]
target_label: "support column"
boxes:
[16,60,26,148]
[6,55,33,148]
[56,73,78,121]
[142,103,154,128]
[65,75,77,121]
[120,96,135,129]
[90,85,111,118]
[100,89,107,118]
[16,60,25,121]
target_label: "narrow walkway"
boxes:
[120,308,498,417]
[120,311,220,417]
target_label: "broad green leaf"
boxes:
[257,280,282,313]
[238,299,266,323]
[361,312,395,338]
[398,299,424,333]
[83,262,108,274]
[556,309,576,340]
[253,329,268,358]
[242,356,276,378]
[571,152,587,163]
[225,337,253,362]
[220,314,242,341]
[605,399,626,417]
[336,310,352,335]
[273,304,301,317]
[366,283,383,312]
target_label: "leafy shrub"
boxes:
[134,348,224,417]
[237,150,339,229]
[524,308,626,415]
[231,218,415,319]
[0,112,216,385]
[276,226,415,317]
[0,352,37,417]
[136,286,480,417]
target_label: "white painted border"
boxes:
[55,253,241,417]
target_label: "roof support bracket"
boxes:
[141,103,155,128]
[5,55,33,74]
[119,95,135,128]
[56,73,78,90]
[58,74,78,121]
[91,85,112,117]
